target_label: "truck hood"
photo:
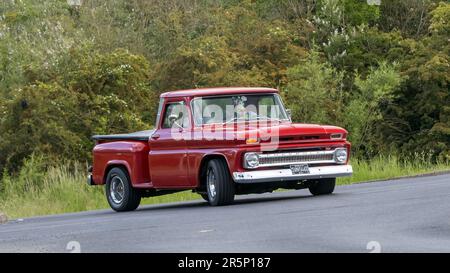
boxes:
[200,121,347,142]
[249,122,346,140]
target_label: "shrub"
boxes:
[283,51,344,125]
[0,48,157,172]
[344,62,403,154]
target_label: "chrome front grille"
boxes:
[258,150,336,167]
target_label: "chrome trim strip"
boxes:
[250,148,345,168]
[233,165,353,183]
[258,150,335,158]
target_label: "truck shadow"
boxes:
[233,193,314,205]
[135,192,343,213]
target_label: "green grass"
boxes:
[338,154,450,185]
[1,154,449,219]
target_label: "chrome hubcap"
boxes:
[110,176,125,204]
[207,168,217,200]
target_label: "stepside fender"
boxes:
[92,141,150,186]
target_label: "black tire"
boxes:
[308,178,336,196]
[205,159,235,206]
[105,167,141,212]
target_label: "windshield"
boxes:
[192,94,289,126]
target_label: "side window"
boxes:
[161,102,190,129]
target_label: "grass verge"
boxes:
[338,154,450,185]
[1,154,449,219]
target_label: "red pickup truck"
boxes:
[89,87,352,211]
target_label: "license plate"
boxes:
[290,164,310,175]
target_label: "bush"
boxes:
[344,62,403,154]
[0,48,157,172]
[283,51,344,124]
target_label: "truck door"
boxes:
[149,99,190,188]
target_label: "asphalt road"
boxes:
[1,173,450,253]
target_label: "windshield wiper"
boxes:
[223,115,284,124]
[224,117,240,124]
[253,115,283,123]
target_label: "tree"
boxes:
[0,48,156,172]
[376,2,450,159]
[344,62,403,154]
[379,0,438,38]
[283,51,344,124]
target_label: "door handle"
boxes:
[151,133,160,140]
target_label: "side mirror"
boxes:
[286,109,292,120]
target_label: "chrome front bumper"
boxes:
[233,165,353,183]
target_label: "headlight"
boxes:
[334,148,348,163]
[244,152,260,169]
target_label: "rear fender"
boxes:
[92,141,150,186]
[103,160,132,183]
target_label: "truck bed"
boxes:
[92,130,155,141]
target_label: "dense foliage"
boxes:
[0,0,449,173]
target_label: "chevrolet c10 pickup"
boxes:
[88,87,353,211]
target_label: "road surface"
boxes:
[1,174,450,252]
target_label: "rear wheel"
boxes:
[308,178,336,196]
[206,159,235,206]
[106,167,141,212]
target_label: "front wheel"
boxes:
[205,159,235,206]
[308,178,336,196]
[106,167,141,212]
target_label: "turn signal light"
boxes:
[246,138,259,144]
[330,133,343,139]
